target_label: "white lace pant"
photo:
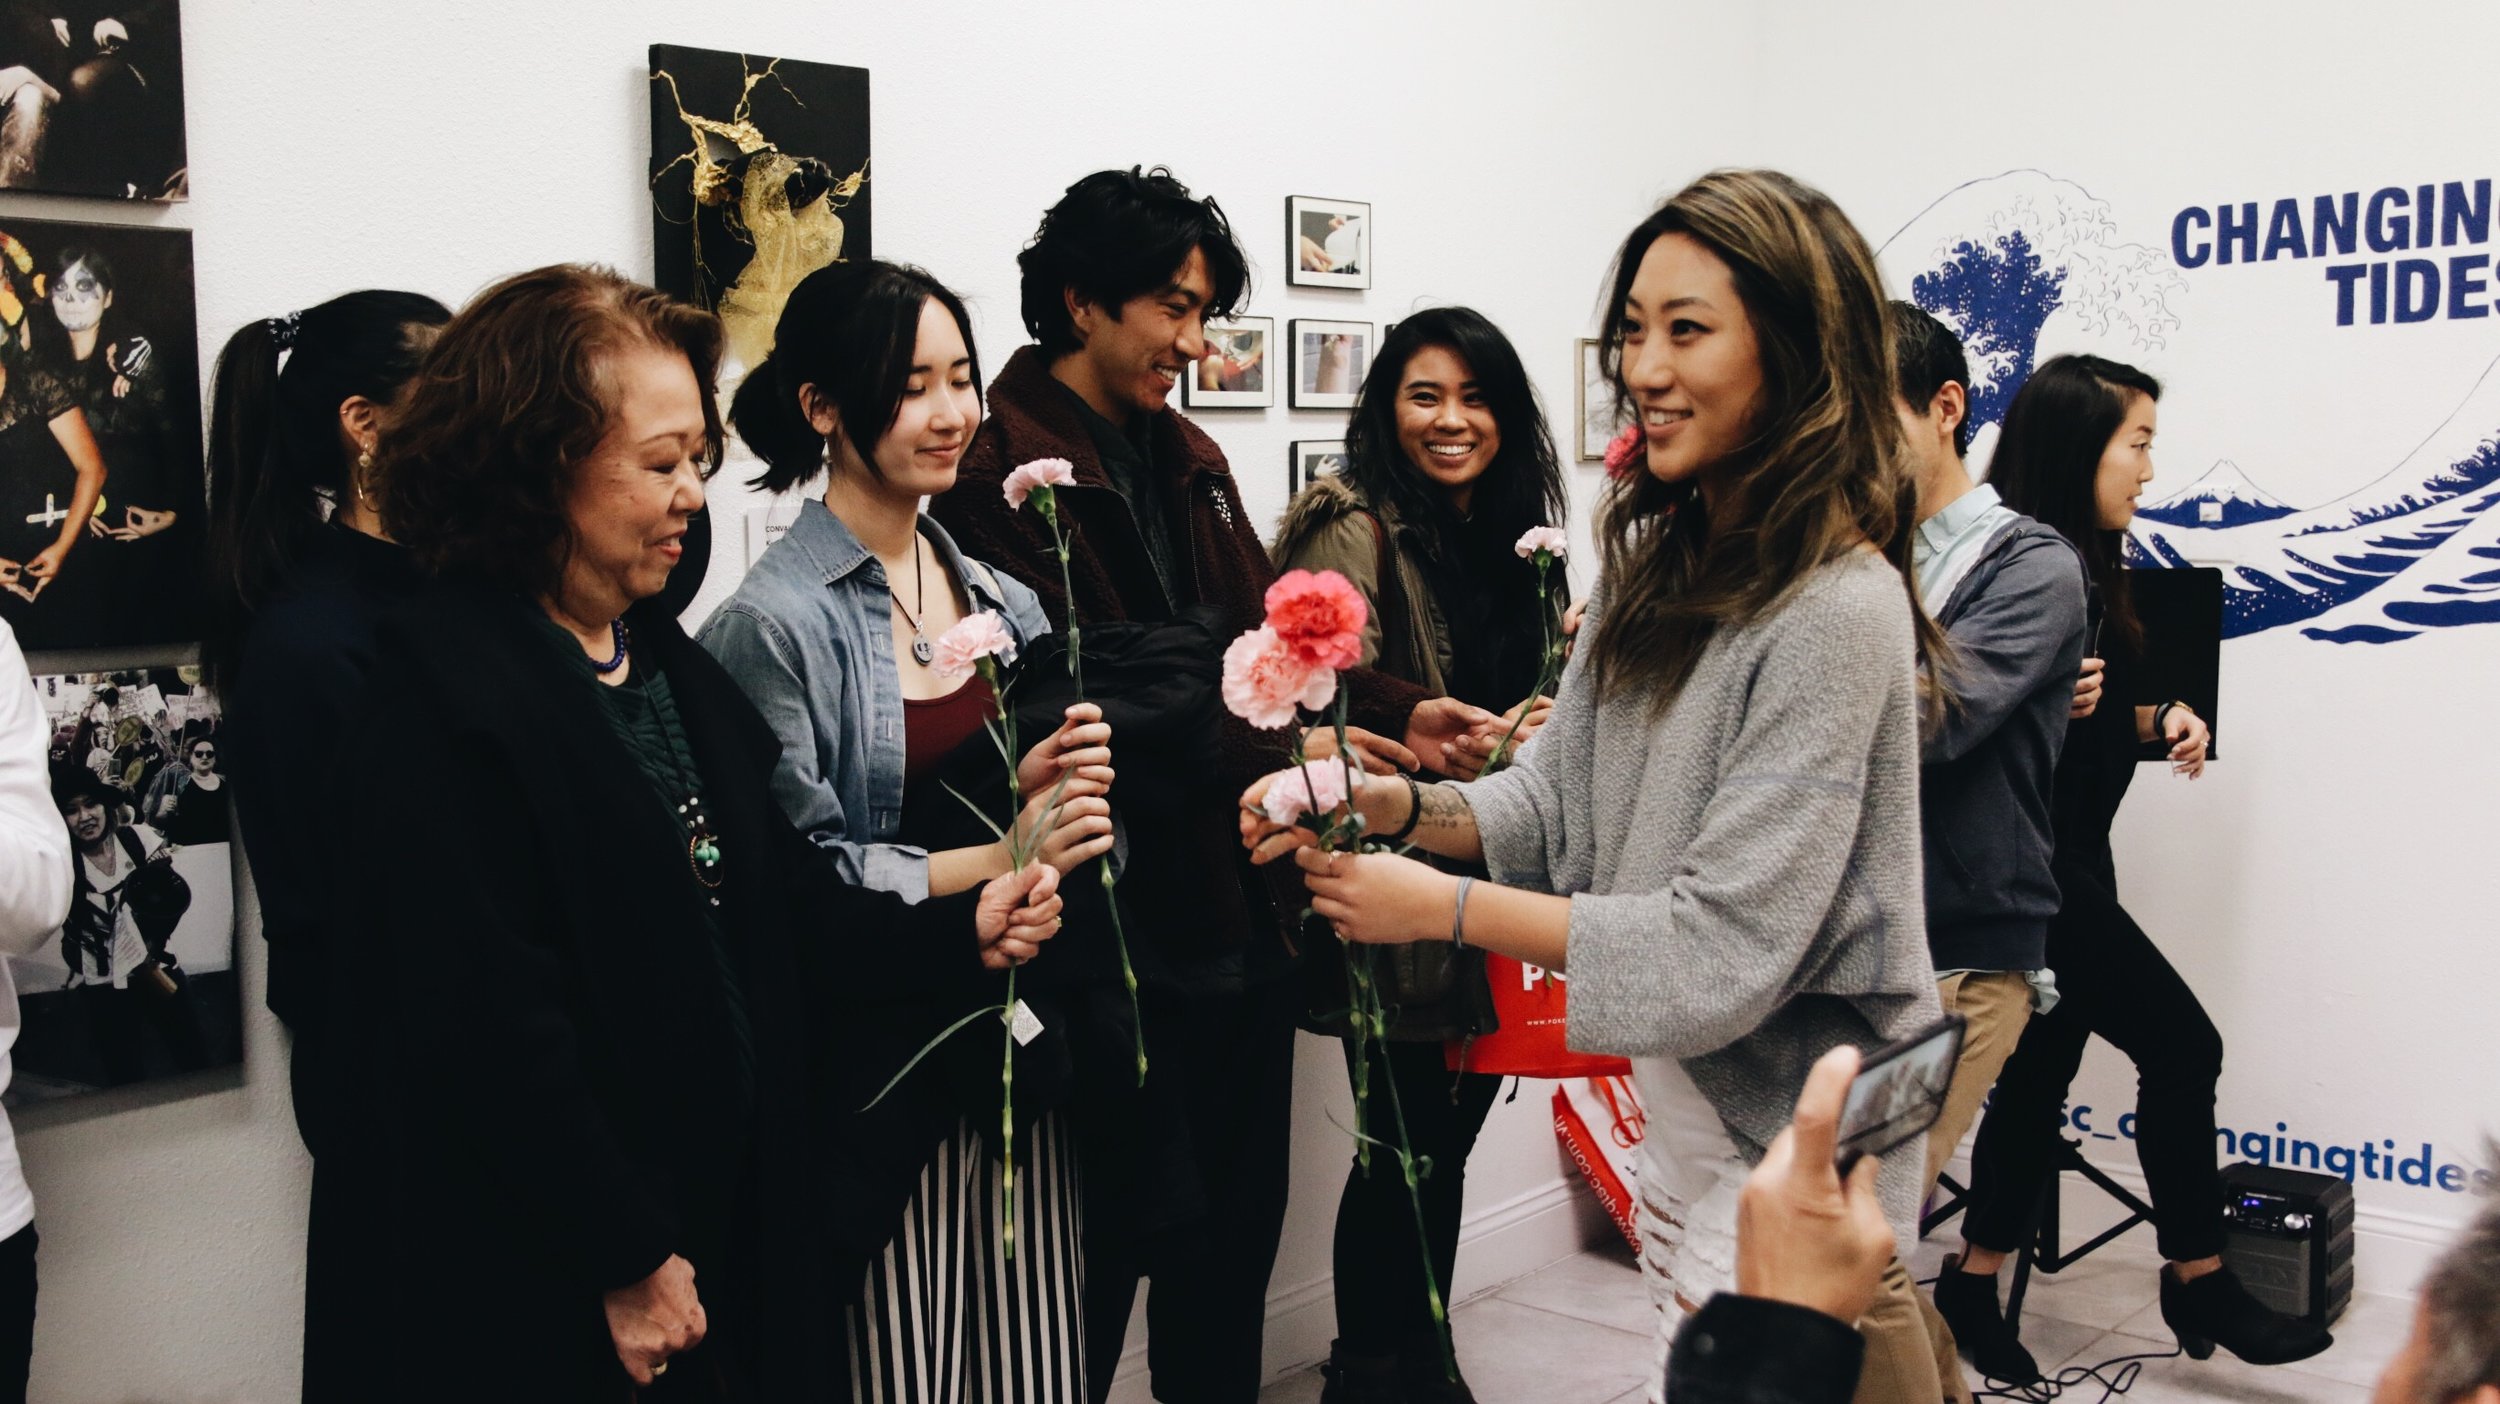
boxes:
[1632,1057,1751,1404]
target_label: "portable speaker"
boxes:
[2218,1162,2354,1328]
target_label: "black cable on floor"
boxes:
[1970,1343,2183,1404]
[1914,1268,2186,1404]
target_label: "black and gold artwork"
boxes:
[0,217,202,652]
[648,44,869,374]
[0,0,188,200]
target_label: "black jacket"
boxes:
[1667,1296,1864,1404]
[934,347,1430,977]
[309,583,991,1402]
[1920,518,2087,972]
[226,525,420,1154]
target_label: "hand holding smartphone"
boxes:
[1833,1013,1966,1178]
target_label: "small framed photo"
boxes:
[1290,319,1373,410]
[1183,316,1274,409]
[1576,338,1628,462]
[1288,195,1371,289]
[1289,440,1349,496]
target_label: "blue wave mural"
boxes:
[1882,170,2500,645]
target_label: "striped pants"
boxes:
[843,1112,1087,1403]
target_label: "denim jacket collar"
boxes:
[786,495,1015,613]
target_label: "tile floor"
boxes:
[1258,1229,2407,1403]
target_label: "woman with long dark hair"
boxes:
[202,291,448,1046]
[700,258,1114,1402]
[1269,306,1565,1403]
[315,263,1063,1400]
[1934,355,2330,1375]
[1243,170,1947,1404]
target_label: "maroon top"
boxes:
[903,674,997,790]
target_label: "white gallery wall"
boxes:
[11,0,2499,1398]
[6,2,1741,1399]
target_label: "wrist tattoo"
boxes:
[1416,782,1474,831]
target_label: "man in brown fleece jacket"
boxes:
[932,166,1490,1404]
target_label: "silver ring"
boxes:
[652,1360,670,1378]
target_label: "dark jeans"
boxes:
[1963,855,2227,1263]
[0,1224,34,1404]
[1335,1039,1498,1354]
[1085,979,1298,1404]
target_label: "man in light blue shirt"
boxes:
[1890,303,2090,1390]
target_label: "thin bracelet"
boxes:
[1451,876,1476,949]
[2153,700,2187,735]
[1383,774,1423,845]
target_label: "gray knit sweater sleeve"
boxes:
[1461,598,1602,898]
[1469,555,1921,1060]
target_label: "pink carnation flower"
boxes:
[1003,457,1078,509]
[1514,526,1569,561]
[930,609,1018,680]
[1262,758,1362,826]
[1602,424,1642,478]
[1222,626,1337,729]
[1263,568,1367,671]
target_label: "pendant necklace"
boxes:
[638,682,725,890]
[604,622,722,889]
[889,535,934,666]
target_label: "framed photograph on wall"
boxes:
[1184,316,1273,408]
[1576,337,1628,462]
[0,0,188,200]
[9,666,242,1104]
[0,217,204,652]
[1288,195,1370,289]
[1290,319,1372,410]
[1288,440,1348,497]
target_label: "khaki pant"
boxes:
[1886,970,2035,1404]
[1852,1257,1943,1404]
[1923,972,2036,1193]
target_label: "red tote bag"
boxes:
[1554,1075,1646,1252]
[1446,954,1631,1079]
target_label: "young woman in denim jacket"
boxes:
[700,260,1114,1403]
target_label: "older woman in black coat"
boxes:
[303,264,1062,1402]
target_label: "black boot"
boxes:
[1319,1339,1406,1404]
[1930,1255,2042,1385]
[2159,1263,2333,1364]
[1398,1329,1477,1404]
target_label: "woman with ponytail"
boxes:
[1935,356,2329,1376]
[202,291,447,1083]
[699,259,1111,1402]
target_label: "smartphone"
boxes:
[1833,1013,1966,1177]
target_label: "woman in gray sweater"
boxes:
[1244,170,1944,1404]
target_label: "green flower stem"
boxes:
[984,656,1024,1261]
[1101,861,1145,1086]
[1373,1018,1457,1382]
[1035,489,1139,1085]
[1000,961,1018,1260]
[1346,939,1374,1174]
